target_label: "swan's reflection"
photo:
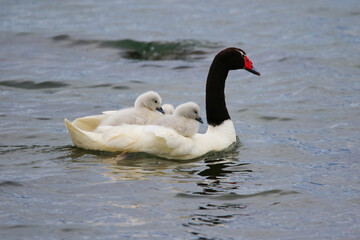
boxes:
[65,139,249,186]
[102,153,203,181]
[64,143,262,235]
[65,147,203,181]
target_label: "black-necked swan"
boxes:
[64,47,260,160]
[99,91,165,127]
[153,102,203,137]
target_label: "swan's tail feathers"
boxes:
[72,114,106,132]
[64,118,105,151]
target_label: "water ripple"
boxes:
[0,181,23,187]
[0,80,69,90]
[176,189,300,200]
[51,35,221,60]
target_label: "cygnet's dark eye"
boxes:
[194,110,198,114]
[154,99,158,103]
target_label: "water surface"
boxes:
[1,0,359,239]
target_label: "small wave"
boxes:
[0,145,74,156]
[99,39,214,60]
[0,181,23,187]
[176,189,299,199]
[0,80,69,90]
[199,203,247,210]
[51,35,220,60]
[172,65,193,70]
[36,117,52,121]
[349,11,360,16]
[88,84,113,88]
[52,34,70,41]
[259,115,294,121]
[112,85,130,90]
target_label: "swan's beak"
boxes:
[245,66,261,76]
[156,107,165,114]
[196,117,204,124]
[244,56,261,76]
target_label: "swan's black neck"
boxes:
[206,57,231,126]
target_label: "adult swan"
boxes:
[65,47,260,160]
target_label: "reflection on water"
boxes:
[79,139,300,235]
[91,139,243,182]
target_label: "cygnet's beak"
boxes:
[196,117,204,124]
[156,107,165,114]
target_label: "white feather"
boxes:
[65,118,236,160]
[152,102,202,137]
[162,104,174,115]
[99,91,163,127]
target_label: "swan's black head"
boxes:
[206,47,260,126]
[216,47,260,75]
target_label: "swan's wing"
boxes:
[72,114,107,131]
[65,118,106,151]
[97,125,143,151]
[66,115,199,159]
[98,124,195,158]
[143,125,195,157]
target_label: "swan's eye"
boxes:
[194,110,198,114]
[154,99,158,103]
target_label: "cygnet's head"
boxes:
[135,91,165,114]
[174,102,203,123]
[162,104,174,115]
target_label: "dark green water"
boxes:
[1,0,359,239]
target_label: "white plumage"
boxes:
[65,117,236,160]
[153,102,203,137]
[162,104,174,115]
[99,91,164,127]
